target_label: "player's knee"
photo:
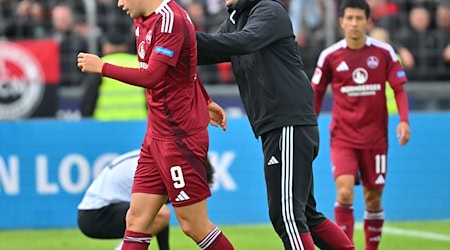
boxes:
[364,191,382,210]
[178,220,196,238]
[125,207,146,230]
[337,186,354,203]
[156,205,171,224]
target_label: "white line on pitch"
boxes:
[355,223,450,242]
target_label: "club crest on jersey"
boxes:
[146,30,152,44]
[138,41,146,59]
[352,67,368,84]
[367,56,379,69]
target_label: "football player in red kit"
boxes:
[76,0,234,249]
[311,0,411,249]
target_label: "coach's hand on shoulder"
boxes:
[77,52,104,74]
[397,121,410,146]
[208,101,227,131]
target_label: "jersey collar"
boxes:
[341,36,372,48]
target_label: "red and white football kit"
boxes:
[311,37,409,187]
[102,0,211,207]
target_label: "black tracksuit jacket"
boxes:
[197,0,317,137]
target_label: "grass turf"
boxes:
[1,221,450,249]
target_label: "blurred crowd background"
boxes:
[1,0,450,119]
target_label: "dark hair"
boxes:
[338,0,371,18]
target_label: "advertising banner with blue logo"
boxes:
[1,113,449,229]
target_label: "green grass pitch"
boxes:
[1,221,450,249]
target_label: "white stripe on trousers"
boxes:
[281,126,304,250]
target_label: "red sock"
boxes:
[334,202,355,241]
[364,210,384,250]
[311,219,355,250]
[122,229,152,250]
[299,232,315,250]
[197,227,234,250]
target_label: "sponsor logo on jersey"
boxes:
[396,70,406,78]
[0,43,45,119]
[340,83,381,97]
[336,61,349,72]
[154,46,174,57]
[367,56,379,69]
[311,68,322,84]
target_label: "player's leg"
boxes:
[292,125,354,250]
[119,202,170,250]
[123,193,167,250]
[78,202,129,239]
[305,176,354,250]
[155,129,233,249]
[154,204,171,250]
[173,200,233,249]
[360,149,387,250]
[331,147,359,241]
[261,125,316,250]
[122,146,168,250]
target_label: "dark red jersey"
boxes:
[311,37,407,149]
[134,0,209,140]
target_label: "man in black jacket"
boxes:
[196,0,355,249]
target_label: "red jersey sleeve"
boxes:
[150,18,183,67]
[101,60,168,89]
[386,57,407,88]
[311,54,331,115]
[387,54,409,123]
[393,86,409,123]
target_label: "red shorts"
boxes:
[331,146,388,188]
[132,129,211,207]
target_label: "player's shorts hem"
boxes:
[171,193,211,207]
[362,183,385,189]
[131,189,167,195]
